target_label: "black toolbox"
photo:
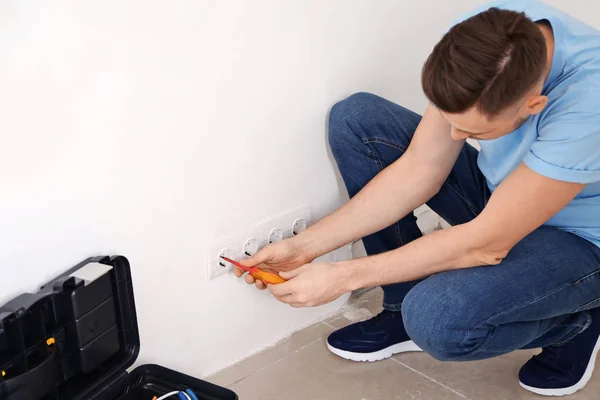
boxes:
[0,255,238,400]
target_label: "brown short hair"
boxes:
[421,8,547,117]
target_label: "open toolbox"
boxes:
[0,255,238,400]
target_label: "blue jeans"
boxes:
[328,93,600,361]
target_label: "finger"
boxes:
[242,248,271,268]
[255,280,267,290]
[245,274,256,284]
[268,281,294,298]
[234,267,245,278]
[289,303,306,308]
[279,264,310,280]
[272,293,297,305]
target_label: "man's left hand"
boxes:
[268,262,351,307]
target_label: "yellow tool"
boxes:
[220,256,286,284]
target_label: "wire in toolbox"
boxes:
[153,388,199,400]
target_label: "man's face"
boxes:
[440,105,530,141]
[439,90,549,142]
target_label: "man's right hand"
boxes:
[234,237,313,290]
[235,106,457,291]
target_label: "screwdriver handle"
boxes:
[220,256,286,285]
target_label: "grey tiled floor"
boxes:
[208,288,600,399]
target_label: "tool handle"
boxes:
[220,256,286,284]
[251,269,287,285]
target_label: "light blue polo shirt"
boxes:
[452,0,600,246]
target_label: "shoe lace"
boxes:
[534,345,570,374]
[366,310,396,327]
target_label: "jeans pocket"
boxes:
[573,297,600,313]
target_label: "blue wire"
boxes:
[186,389,200,400]
[177,392,188,400]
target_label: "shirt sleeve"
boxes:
[523,111,600,184]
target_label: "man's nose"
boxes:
[450,127,469,140]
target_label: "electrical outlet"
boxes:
[243,238,259,256]
[206,247,235,281]
[291,218,308,235]
[268,228,284,244]
[207,230,255,280]
[206,204,312,281]
[256,205,311,240]
[219,248,234,268]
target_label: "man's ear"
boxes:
[526,95,548,115]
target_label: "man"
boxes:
[236,0,600,396]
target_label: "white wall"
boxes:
[1,0,596,378]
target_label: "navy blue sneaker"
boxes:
[327,310,422,362]
[519,308,600,396]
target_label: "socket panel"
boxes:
[206,205,311,280]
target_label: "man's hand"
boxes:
[234,237,313,290]
[268,262,351,307]
[342,163,587,291]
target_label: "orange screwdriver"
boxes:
[220,255,286,285]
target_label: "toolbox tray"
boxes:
[0,255,237,400]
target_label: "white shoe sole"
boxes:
[519,334,600,397]
[327,340,422,362]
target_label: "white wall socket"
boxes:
[267,228,284,244]
[291,218,308,235]
[218,248,235,268]
[243,238,259,256]
[206,205,311,280]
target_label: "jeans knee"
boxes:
[402,283,490,362]
[328,92,380,153]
